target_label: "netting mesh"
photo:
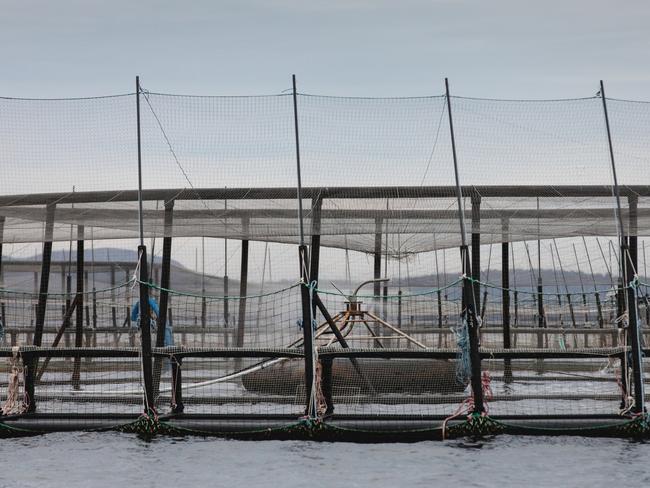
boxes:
[0,86,649,436]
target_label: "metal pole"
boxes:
[138,245,154,412]
[25,203,56,412]
[502,219,512,383]
[471,194,481,317]
[292,74,316,417]
[153,200,174,403]
[236,225,249,349]
[537,198,544,330]
[136,76,145,247]
[224,196,229,346]
[445,78,484,414]
[72,225,84,390]
[310,197,323,317]
[600,80,644,413]
[292,75,306,246]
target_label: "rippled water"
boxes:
[1,433,649,487]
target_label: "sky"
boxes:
[0,0,649,285]
[1,0,649,100]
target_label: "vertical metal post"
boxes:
[72,225,84,389]
[471,193,481,314]
[136,76,145,248]
[373,219,383,295]
[236,223,250,348]
[0,217,5,333]
[110,263,117,328]
[502,219,512,382]
[629,195,638,273]
[309,197,323,315]
[154,201,174,401]
[223,197,229,346]
[25,203,56,412]
[373,218,383,347]
[135,75,154,412]
[293,74,316,417]
[537,198,545,332]
[445,78,484,413]
[138,246,154,412]
[201,237,206,329]
[156,201,174,347]
[600,80,644,413]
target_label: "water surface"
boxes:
[1,433,648,487]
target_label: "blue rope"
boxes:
[453,318,471,386]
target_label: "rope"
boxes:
[1,346,26,415]
[142,279,301,300]
[452,317,471,385]
[442,372,493,440]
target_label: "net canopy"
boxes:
[2,86,650,439]
[0,91,648,255]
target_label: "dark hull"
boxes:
[242,359,465,394]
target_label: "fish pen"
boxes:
[0,78,650,440]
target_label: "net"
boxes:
[0,84,648,439]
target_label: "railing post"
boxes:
[138,245,155,413]
[25,202,55,413]
[471,193,481,315]
[236,217,250,349]
[153,200,174,401]
[72,225,84,389]
[291,75,316,417]
[445,77,484,414]
[309,196,322,315]
[502,218,512,382]
[462,247,484,413]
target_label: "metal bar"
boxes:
[502,220,512,382]
[25,203,56,412]
[471,194,481,316]
[153,200,174,399]
[137,245,154,412]
[600,80,644,413]
[136,76,144,247]
[292,75,316,417]
[445,77,484,413]
[236,238,249,348]
[629,195,638,274]
[36,294,80,381]
[309,196,323,317]
[3,185,650,207]
[72,225,84,390]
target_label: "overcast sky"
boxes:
[1,0,649,99]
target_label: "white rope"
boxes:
[1,346,26,415]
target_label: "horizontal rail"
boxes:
[0,184,648,207]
